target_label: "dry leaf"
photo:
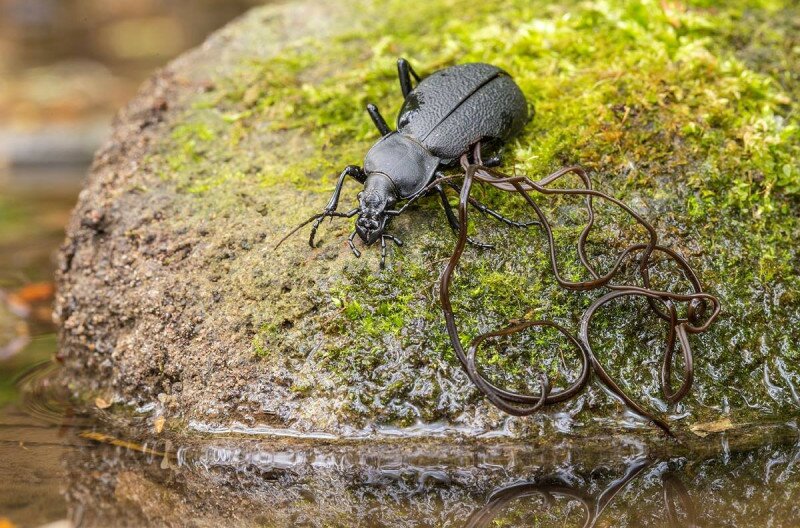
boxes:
[81,431,166,456]
[95,397,112,409]
[14,282,55,303]
[689,418,734,438]
[154,416,166,434]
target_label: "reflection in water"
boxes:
[662,473,697,528]
[1,363,798,527]
[465,460,698,528]
[63,432,798,527]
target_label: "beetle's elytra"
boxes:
[277,58,536,268]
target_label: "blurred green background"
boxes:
[0,0,264,405]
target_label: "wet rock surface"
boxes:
[55,0,800,441]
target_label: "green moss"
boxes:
[237,0,795,274]
[343,300,364,320]
[252,331,271,359]
[146,0,798,428]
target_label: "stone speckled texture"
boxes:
[55,0,799,442]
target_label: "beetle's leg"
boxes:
[380,235,388,269]
[447,178,536,227]
[436,184,494,249]
[384,233,403,247]
[366,103,392,136]
[309,208,359,248]
[436,184,461,231]
[474,138,504,167]
[322,165,366,212]
[471,200,538,229]
[379,234,403,269]
[305,165,366,248]
[347,230,361,258]
[483,155,502,168]
[397,58,421,98]
[446,181,538,229]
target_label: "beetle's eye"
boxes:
[357,192,363,200]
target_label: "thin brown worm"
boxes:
[439,142,720,435]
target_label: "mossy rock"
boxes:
[55,0,800,441]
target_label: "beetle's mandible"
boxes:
[276,58,535,267]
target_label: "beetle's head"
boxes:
[355,190,388,245]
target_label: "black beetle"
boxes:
[277,58,535,267]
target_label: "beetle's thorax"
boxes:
[363,132,440,199]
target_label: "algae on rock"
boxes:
[55,0,800,439]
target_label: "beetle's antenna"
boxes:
[274,208,361,249]
[274,214,324,249]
